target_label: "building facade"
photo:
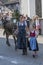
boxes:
[4,0,19,11]
[3,0,43,18]
[19,0,42,18]
[0,0,43,18]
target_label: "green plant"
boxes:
[12,11,15,18]
[12,10,20,21]
[15,9,20,21]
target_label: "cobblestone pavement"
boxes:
[0,29,43,65]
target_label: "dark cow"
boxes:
[2,17,17,50]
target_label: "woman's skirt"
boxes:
[17,35,26,49]
[29,37,39,51]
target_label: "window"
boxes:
[35,0,42,17]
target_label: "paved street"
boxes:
[0,29,43,65]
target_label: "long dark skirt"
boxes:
[17,35,26,49]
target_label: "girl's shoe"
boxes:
[33,55,35,58]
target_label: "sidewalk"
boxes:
[37,35,43,44]
[0,29,43,43]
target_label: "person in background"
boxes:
[32,15,40,34]
[35,15,40,30]
[35,15,41,34]
[25,15,30,28]
[17,15,28,55]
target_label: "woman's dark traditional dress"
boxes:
[17,22,26,49]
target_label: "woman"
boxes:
[17,15,28,55]
[32,15,40,34]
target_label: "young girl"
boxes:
[29,25,39,58]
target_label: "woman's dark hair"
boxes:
[19,14,23,18]
[19,14,24,21]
